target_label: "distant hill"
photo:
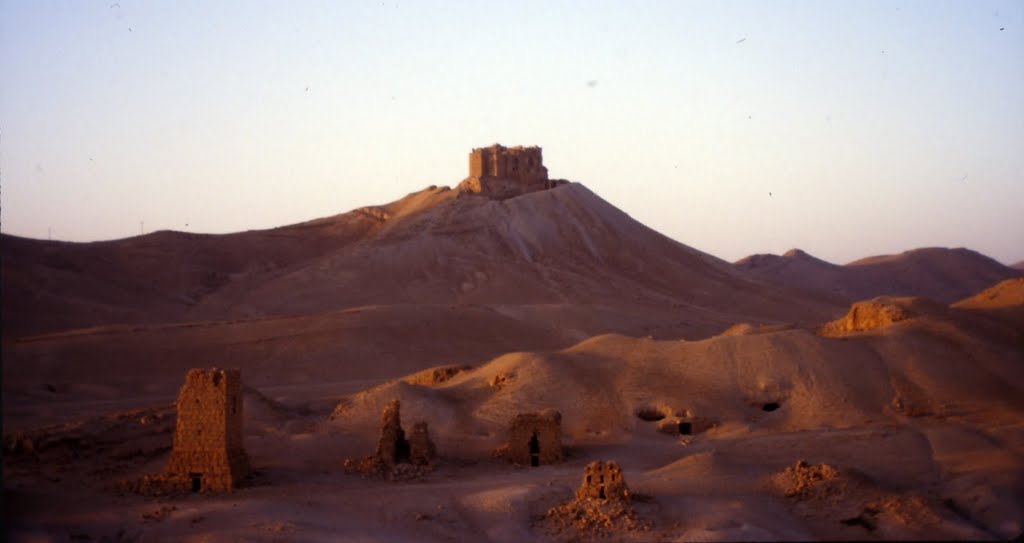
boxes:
[1012,260,1024,271]
[2,181,840,340]
[734,247,1022,303]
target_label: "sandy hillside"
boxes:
[3,182,839,339]
[3,179,845,434]
[734,247,1022,303]
[4,282,1022,541]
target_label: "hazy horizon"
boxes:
[2,1,1022,265]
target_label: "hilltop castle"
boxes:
[459,144,563,199]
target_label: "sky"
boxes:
[1,0,1022,265]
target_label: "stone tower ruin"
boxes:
[459,144,560,199]
[577,460,630,502]
[374,400,435,468]
[163,368,249,492]
[507,409,563,466]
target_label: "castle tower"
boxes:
[163,368,249,492]
[461,144,555,199]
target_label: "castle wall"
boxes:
[467,145,548,184]
[163,368,249,492]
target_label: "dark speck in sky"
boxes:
[736,37,747,44]
[999,27,1005,31]
[586,80,598,88]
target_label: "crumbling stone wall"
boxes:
[577,460,630,502]
[507,409,562,465]
[163,368,249,492]
[375,400,408,467]
[374,400,435,468]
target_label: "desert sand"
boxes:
[4,146,1023,541]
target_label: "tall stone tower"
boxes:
[460,144,557,199]
[163,368,249,492]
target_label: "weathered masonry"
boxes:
[507,409,563,466]
[459,144,561,199]
[577,460,630,502]
[163,368,249,492]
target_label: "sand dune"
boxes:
[735,247,1021,303]
[6,283,1021,540]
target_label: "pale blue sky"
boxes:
[2,0,1022,264]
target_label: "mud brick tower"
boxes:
[164,368,249,492]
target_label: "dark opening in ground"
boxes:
[840,514,876,531]
[635,408,665,421]
[762,402,781,412]
[679,422,693,435]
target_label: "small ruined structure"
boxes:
[407,421,436,466]
[507,409,562,466]
[343,400,436,479]
[163,368,249,492]
[459,144,562,199]
[542,460,647,537]
[577,460,630,502]
[375,400,410,467]
[655,415,715,436]
[371,400,436,469]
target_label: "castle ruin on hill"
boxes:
[163,368,250,492]
[459,144,563,199]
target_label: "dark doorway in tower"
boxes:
[529,432,540,467]
[190,473,202,493]
[762,402,781,412]
[396,436,411,464]
[679,421,693,435]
